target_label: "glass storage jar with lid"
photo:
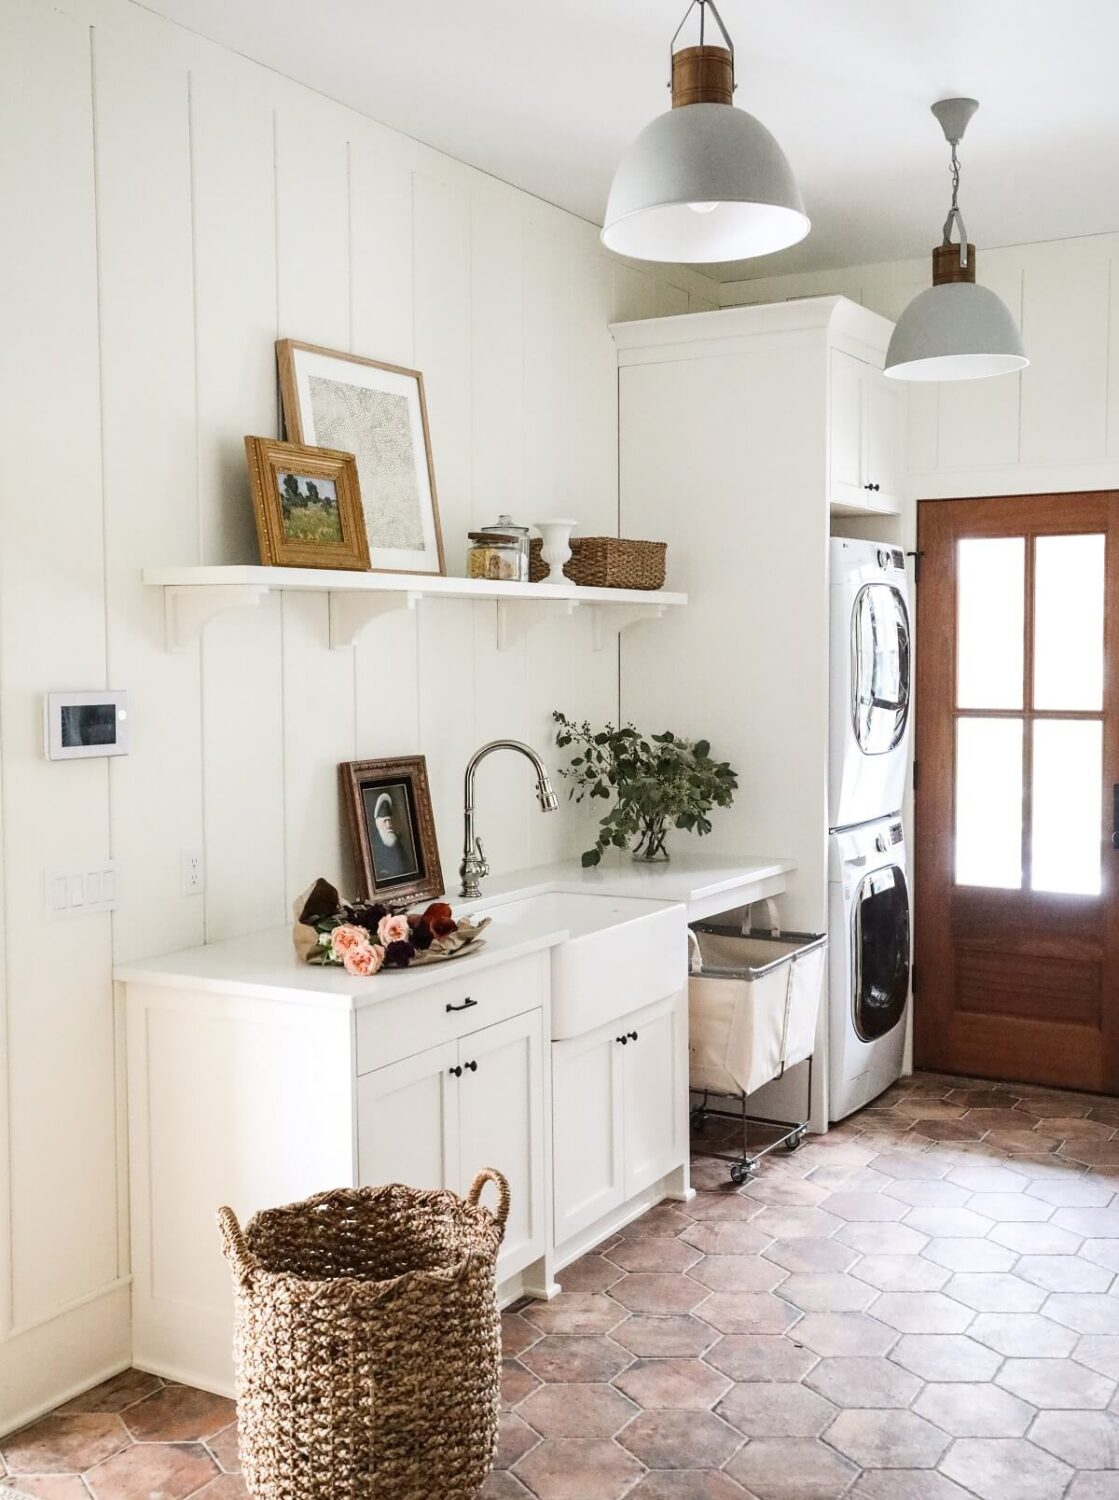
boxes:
[466,514,530,581]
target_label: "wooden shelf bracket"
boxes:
[495,597,581,653]
[328,589,421,650]
[591,602,667,651]
[164,584,272,651]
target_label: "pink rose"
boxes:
[343,943,384,977]
[378,913,411,946]
[330,923,369,958]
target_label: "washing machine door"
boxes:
[852,583,910,755]
[852,863,910,1041]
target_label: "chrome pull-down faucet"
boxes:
[460,739,559,898]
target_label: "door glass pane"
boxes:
[1034,534,1105,711]
[853,584,910,754]
[957,537,1025,709]
[955,717,1023,888]
[1031,719,1102,895]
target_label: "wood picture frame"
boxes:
[245,436,370,571]
[340,755,444,907]
[277,339,446,577]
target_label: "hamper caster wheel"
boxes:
[784,1129,806,1152]
[729,1162,750,1185]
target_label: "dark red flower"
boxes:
[382,939,416,968]
[411,919,434,950]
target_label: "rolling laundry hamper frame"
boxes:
[688,904,827,1185]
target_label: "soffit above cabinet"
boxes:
[610,296,894,367]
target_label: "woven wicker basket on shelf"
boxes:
[217,1169,509,1500]
[529,535,666,590]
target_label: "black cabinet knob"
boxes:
[629,1030,638,1041]
[465,1059,478,1072]
[616,1035,628,1045]
[449,1065,463,1077]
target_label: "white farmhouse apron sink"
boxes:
[473,891,687,1039]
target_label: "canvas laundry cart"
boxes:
[688,903,827,1184]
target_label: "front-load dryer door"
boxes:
[853,583,910,756]
[853,864,910,1041]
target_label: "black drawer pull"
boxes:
[446,997,477,1013]
[449,1065,463,1078]
[629,1030,638,1041]
[616,1035,629,1045]
[465,1059,478,1072]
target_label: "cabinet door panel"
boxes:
[552,1025,625,1246]
[457,1011,545,1278]
[864,370,903,512]
[357,1041,458,1191]
[624,994,685,1199]
[829,350,865,510]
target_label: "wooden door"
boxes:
[552,1023,625,1245]
[915,492,1119,1091]
[623,995,685,1197]
[356,1041,459,1190]
[456,1011,545,1278]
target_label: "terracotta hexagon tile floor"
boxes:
[9,1070,1119,1498]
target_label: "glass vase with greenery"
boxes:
[553,711,738,866]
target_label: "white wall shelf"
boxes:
[143,566,687,653]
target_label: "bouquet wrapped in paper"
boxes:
[293,878,489,975]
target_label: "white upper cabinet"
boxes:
[829,349,903,515]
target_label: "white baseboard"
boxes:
[0,1283,131,1438]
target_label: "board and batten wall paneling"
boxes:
[721,232,1119,495]
[0,0,130,1423]
[0,0,717,1425]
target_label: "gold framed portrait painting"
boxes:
[245,436,370,571]
[340,756,444,908]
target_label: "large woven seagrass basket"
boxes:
[217,1169,509,1500]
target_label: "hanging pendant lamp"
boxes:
[885,98,1027,382]
[601,0,809,264]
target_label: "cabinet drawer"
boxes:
[355,949,547,1074]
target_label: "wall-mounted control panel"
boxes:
[44,690,128,760]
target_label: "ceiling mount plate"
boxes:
[931,96,979,144]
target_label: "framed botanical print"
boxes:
[277,340,445,577]
[340,756,444,907]
[245,437,370,571]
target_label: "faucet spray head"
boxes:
[538,777,559,812]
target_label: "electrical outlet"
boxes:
[181,848,205,896]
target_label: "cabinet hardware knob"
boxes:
[446,997,477,1013]
[616,1035,628,1045]
[449,1065,463,1077]
[864,483,873,490]
[629,1030,638,1041]
[465,1059,478,1071]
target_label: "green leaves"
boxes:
[553,711,739,866]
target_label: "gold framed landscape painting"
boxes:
[276,339,445,577]
[245,437,370,571]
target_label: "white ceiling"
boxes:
[139,0,1119,282]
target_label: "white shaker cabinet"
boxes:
[829,349,904,515]
[552,990,687,1247]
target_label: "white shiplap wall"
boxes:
[0,0,718,1428]
[722,233,1119,499]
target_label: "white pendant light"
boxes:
[602,0,809,264]
[885,98,1027,382]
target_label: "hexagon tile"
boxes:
[7,1070,1119,1499]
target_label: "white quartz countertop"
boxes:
[462,853,794,921]
[114,854,792,1007]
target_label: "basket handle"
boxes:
[467,1168,510,1232]
[216,1205,257,1289]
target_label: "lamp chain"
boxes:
[942,137,969,268]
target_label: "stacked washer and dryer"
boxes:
[827,539,913,1121]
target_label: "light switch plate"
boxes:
[47,863,118,917]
